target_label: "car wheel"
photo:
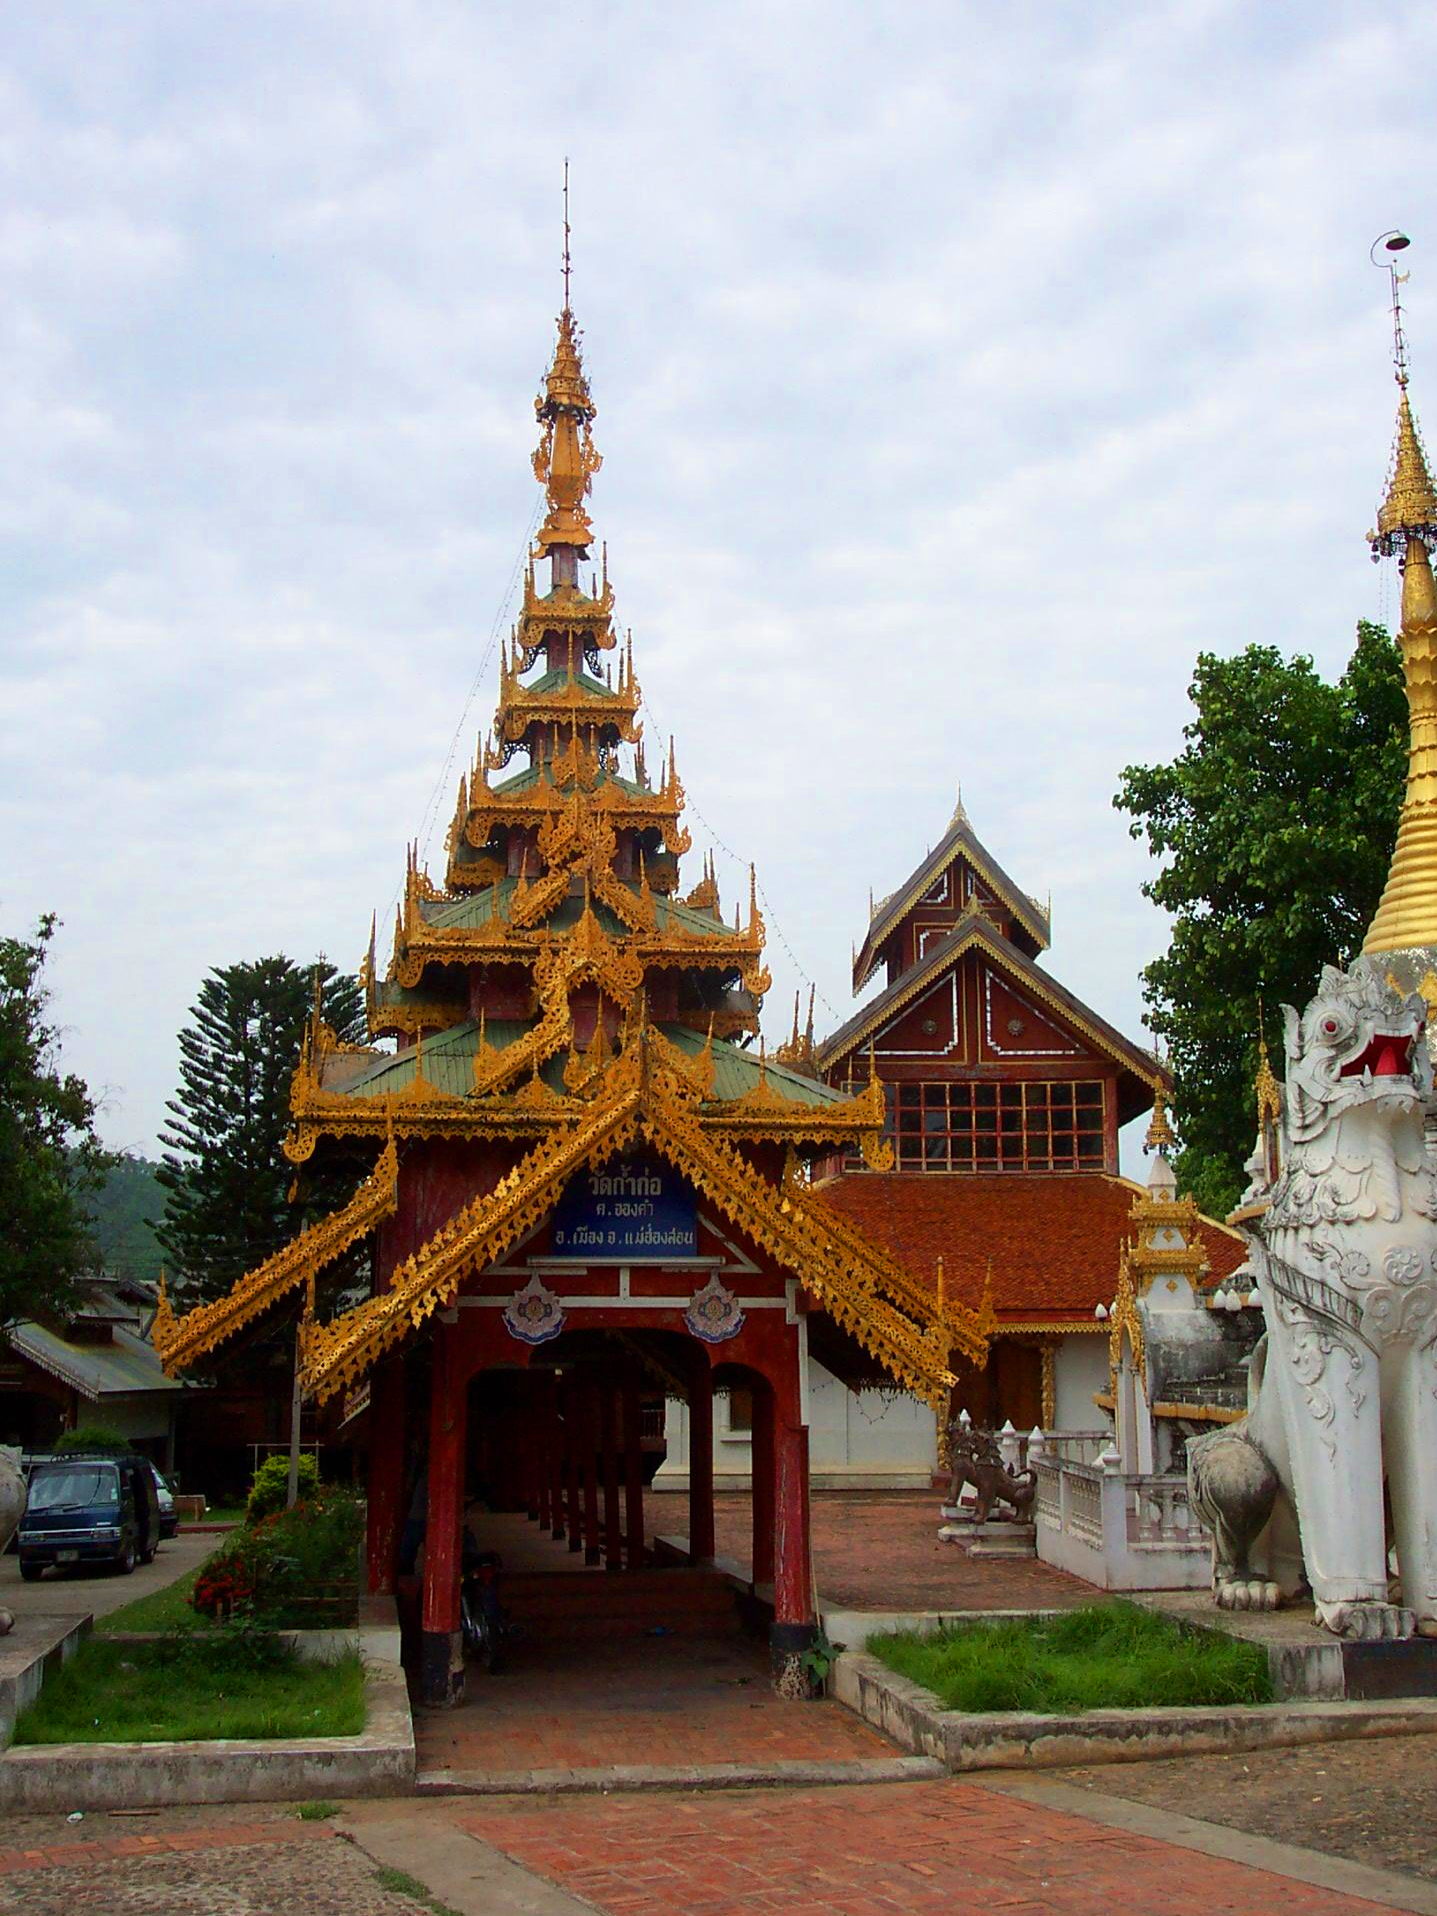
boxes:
[118,1543,138,1575]
[19,1561,43,1582]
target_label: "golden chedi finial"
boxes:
[1364,233,1437,956]
[532,166,602,569]
[1144,1083,1176,1156]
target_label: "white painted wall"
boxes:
[1053,1335,1111,1432]
[657,1358,939,1490]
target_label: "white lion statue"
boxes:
[1189,960,1437,1640]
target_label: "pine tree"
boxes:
[0,916,112,1328]
[156,957,365,1303]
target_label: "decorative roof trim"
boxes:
[855,818,1049,990]
[820,915,1165,1091]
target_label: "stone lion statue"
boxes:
[1188,960,1437,1640]
[0,1446,24,1634]
[946,1425,1036,1523]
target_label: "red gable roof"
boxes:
[810,1172,1246,1324]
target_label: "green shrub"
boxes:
[870,1603,1271,1715]
[245,1452,320,1524]
[53,1425,130,1454]
[193,1488,363,1627]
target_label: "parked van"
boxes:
[16,1452,162,1579]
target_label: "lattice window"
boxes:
[878,1079,1105,1172]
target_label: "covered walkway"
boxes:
[411,1513,899,1789]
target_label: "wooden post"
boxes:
[621,1372,645,1571]
[536,1376,553,1534]
[770,1352,814,1688]
[420,1324,467,1707]
[750,1380,775,1587]
[601,1385,622,1572]
[564,1379,583,1551]
[582,1380,602,1566]
[366,1356,406,1596]
[688,1361,715,1563]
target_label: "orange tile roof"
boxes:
[810,1172,1246,1324]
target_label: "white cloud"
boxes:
[1,0,1432,1171]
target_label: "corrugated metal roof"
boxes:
[10,1322,186,1399]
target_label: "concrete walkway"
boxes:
[0,1528,216,1624]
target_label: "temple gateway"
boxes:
[153,298,992,1703]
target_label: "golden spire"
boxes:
[1144,1085,1176,1156]
[532,172,602,563]
[1364,268,1437,953]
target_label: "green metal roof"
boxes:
[331,1019,846,1112]
[521,668,617,700]
[419,880,735,948]
[11,1321,186,1399]
[664,1026,849,1108]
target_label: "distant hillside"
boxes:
[86,1153,165,1284]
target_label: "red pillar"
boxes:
[564,1379,583,1552]
[621,1373,645,1571]
[581,1380,602,1567]
[750,1380,775,1588]
[536,1377,553,1534]
[366,1355,406,1596]
[770,1349,815,1687]
[601,1385,623,1572]
[688,1361,715,1563]
[551,1376,569,1541]
[420,1324,468,1707]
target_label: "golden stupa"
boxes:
[1363,374,1437,958]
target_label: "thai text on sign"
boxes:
[550,1158,697,1260]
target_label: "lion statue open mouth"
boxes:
[1189,959,1437,1640]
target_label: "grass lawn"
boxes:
[869,1603,1271,1714]
[94,1566,211,1635]
[12,1638,366,1744]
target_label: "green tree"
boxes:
[156,958,365,1303]
[1115,621,1407,1217]
[86,1152,165,1283]
[0,915,112,1328]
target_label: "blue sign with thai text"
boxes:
[550,1157,697,1261]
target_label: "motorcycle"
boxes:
[459,1545,508,1673]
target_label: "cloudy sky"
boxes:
[3,1,1431,1167]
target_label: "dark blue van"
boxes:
[17,1452,162,1579]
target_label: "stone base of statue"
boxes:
[1147,1589,1437,1699]
[938,1506,1037,1559]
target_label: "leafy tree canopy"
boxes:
[86,1153,165,1284]
[1114,620,1406,1217]
[0,915,112,1328]
[156,957,364,1304]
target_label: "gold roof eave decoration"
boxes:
[287,976,890,1165]
[297,1035,981,1408]
[152,1138,399,1375]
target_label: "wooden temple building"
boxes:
[809,800,1246,1438]
[152,298,991,1703]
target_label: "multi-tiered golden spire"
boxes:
[1364,240,1437,957]
[531,307,602,566]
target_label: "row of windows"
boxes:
[883,1080,1106,1172]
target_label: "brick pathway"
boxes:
[646,1488,1089,1610]
[416,1626,892,1776]
[460,1777,1401,1914]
